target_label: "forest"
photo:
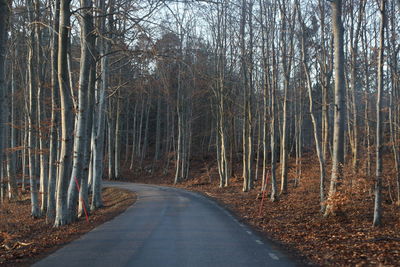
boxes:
[0,0,400,259]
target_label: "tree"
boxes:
[373,0,386,227]
[0,0,10,204]
[278,0,295,195]
[325,0,346,217]
[55,0,74,226]
[26,0,40,218]
[91,0,108,210]
[67,0,95,222]
[46,0,60,223]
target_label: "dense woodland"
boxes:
[0,0,399,228]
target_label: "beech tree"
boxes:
[67,0,95,222]
[46,0,60,222]
[55,0,74,226]
[325,0,346,217]
[26,0,40,218]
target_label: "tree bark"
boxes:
[67,0,94,222]
[325,0,346,217]
[55,0,74,227]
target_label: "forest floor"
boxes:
[122,154,400,266]
[0,187,136,266]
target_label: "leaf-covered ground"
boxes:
[2,154,399,266]
[124,155,400,266]
[0,187,136,266]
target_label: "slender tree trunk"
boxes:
[140,95,151,168]
[22,119,28,193]
[114,94,121,179]
[107,101,116,179]
[154,96,161,162]
[46,0,60,223]
[35,0,48,214]
[91,0,108,210]
[387,1,400,204]
[123,99,130,166]
[129,98,138,170]
[0,0,10,203]
[27,0,40,218]
[136,95,145,158]
[349,0,365,173]
[7,60,18,200]
[373,0,386,227]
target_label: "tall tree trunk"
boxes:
[373,0,386,227]
[46,0,60,223]
[240,0,252,192]
[79,59,95,218]
[114,93,121,179]
[0,0,8,204]
[35,0,48,214]
[154,96,162,162]
[387,1,400,204]
[325,0,346,217]
[55,0,74,227]
[349,0,365,173]
[129,98,138,170]
[107,100,116,179]
[67,0,94,222]
[91,0,108,210]
[140,94,151,168]
[7,58,18,200]
[27,0,40,218]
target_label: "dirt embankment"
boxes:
[0,187,136,266]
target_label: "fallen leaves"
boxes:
[0,187,136,266]
[123,155,400,266]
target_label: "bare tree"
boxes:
[46,0,60,223]
[325,0,346,217]
[67,0,95,222]
[373,0,386,227]
[26,0,40,218]
[55,0,74,226]
[0,0,10,205]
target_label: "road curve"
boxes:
[34,182,298,267]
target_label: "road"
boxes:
[34,182,298,267]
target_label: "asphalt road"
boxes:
[34,182,298,267]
